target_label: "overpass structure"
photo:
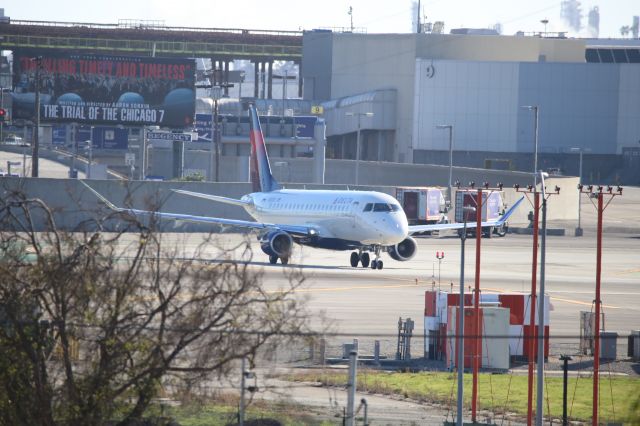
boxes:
[0,19,304,97]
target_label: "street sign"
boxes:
[310,105,324,114]
[125,153,136,166]
[147,132,193,142]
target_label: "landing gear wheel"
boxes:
[360,252,370,268]
[496,225,507,237]
[280,256,289,265]
[269,255,278,264]
[371,260,378,270]
[376,260,384,270]
[484,227,494,238]
[350,252,359,267]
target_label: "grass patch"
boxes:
[284,370,640,424]
[146,397,334,426]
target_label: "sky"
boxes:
[2,0,639,38]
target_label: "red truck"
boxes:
[454,190,507,237]
[395,187,449,227]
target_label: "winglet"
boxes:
[495,196,524,226]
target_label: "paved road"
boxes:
[169,227,639,360]
[0,149,86,178]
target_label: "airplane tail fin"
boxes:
[248,104,280,193]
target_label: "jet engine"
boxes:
[260,230,293,258]
[388,237,418,261]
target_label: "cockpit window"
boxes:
[372,203,401,212]
[363,203,373,212]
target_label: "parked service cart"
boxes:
[395,187,448,228]
[455,190,507,237]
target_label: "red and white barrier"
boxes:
[423,290,551,360]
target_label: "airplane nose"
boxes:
[388,220,408,242]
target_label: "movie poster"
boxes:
[12,52,196,128]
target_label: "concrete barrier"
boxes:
[0,173,579,232]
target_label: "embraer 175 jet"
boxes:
[84,104,523,270]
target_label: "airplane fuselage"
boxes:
[241,189,409,249]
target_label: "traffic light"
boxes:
[0,108,6,122]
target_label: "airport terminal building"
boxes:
[303,31,640,182]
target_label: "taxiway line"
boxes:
[483,286,622,310]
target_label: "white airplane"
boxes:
[83,104,523,270]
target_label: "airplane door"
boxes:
[403,191,418,220]
[351,201,360,228]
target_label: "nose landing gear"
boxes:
[369,246,384,270]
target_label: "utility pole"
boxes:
[457,205,475,426]
[577,184,623,426]
[516,175,561,426]
[346,349,358,426]
[31,56,43,178]
[239,357,246,426]
[455,181,505,423]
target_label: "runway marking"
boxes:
[616,268,640,275]
[482,287,621,310]
[266,282,426,294]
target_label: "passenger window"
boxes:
[363,203,373,212]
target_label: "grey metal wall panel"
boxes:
[517,62,620,155]
[413,59,520,154]
[302,31,334,100]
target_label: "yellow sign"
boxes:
[310,105,324,115]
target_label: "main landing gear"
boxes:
[269,255,289,265]
[349,248,383,270]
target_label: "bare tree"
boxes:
[0,188,312,426]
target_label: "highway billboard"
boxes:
[12,52,196,128]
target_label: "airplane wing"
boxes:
[81,182,316,238]
[172,189,250,207]
[408,196,525,235]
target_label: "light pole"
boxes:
[273,70,296,117]
[521,105,539,186]
[537,170,549,426]
[457,206,475,426]
[86,126,94,179]
[570,147,590,236]
[436,251,444,289]
[436,124,454,204]
[540,18,549,36]
[31,56,43,178]
[69,123,77,179]
[204,88,222,182]
[0,87,9,142]
[346,111,373,185]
